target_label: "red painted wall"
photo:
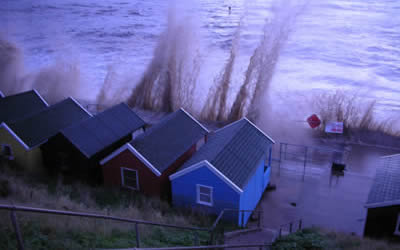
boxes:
[102,143,198,199]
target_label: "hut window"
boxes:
[1,144,13,160]
[121,168,139,190]
[196,184,213,206]
[395,213,400,236]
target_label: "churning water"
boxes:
[1,0,400,124]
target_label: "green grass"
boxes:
[0,164,217,249]
[0,220,211,250]
[272,228,400,250]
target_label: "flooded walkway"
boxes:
[253,144,398,236]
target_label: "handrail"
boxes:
[133,243,272,249]
[0,204,209,231]
[280,142,345,153]
[0,203,264,249]
[279,218,302,228]
[210,208,262,231]
[278,219,302,238]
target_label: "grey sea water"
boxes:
[1,0,399,121]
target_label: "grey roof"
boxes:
[61,103,145,158]
[131,108,208,173]
[8,98,91,148]
[366,154,400,207]
[179,119,274,189]
[0,90,48,124]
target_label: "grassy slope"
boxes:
[272,228,400,250]
[0,164,214,249]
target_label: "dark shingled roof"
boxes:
[131,108,208,174]
[0,90,48,124]
[61,103,145,158]
[366,154,400,207]
[8,98,91,148]
[178,119,274,189]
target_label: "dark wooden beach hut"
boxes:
[41,103,146,183]
[364,154,400,239]
[100,108,208,198]
[0,96,90,171]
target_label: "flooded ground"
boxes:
[255,144,399,236]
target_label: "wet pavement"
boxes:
[252,144,399,236]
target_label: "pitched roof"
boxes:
[61,103,145,158]
[177,118,274,189]
[0,90,4,98]
[131,108,208,173]
[0,90,48,124]
[366,154,400,208]
[7,98,91,149]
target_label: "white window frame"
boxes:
[395,213,400,236]
[1,144,14,160]
[120,167,139,190]
[196,184,213,206]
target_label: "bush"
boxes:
[272,228,328,250]
[273,228,400,250]
[313,90,399,137]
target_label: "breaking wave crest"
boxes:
[126,7,202,113]
[230,2,299,122]
[0,38,26,95]
[0,37,83,105]
[127,0,300,122]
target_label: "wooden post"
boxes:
[258,211,261,228]
[10,210,24,250]
[303,147,308,181]
[299,220,302,230]
[241,211,244,228]
[209,230,214,245]
[279,228,282,238]
[289,222,293,233]
[135,223,140,248]
[284,143,288,160]
[221,226,225,244]
[193,231,199,246]
[279,143,283,176]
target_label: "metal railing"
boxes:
[211,209,263,230]
[0,204,209,250]
[131,243,272,249]
[209,209,263,244]
[278,219,303,238]
[0,204,264,250]
[278,142,348,179]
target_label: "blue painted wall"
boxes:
[239,157,264,226]
[171,163,240,218]
[263,165,271,190]
[238,154,272,226]
[171,146,273,226]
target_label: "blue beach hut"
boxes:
[169,118,274,226]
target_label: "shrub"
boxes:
[272,228,328,250]
[313,90,399,137]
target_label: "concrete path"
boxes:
[224,228,276,250]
